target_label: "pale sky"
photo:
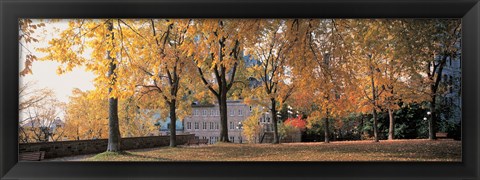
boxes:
[20,19,95,104]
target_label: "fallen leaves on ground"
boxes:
[75,139,461,162]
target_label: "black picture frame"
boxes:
[1,0,479,179]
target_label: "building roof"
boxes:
[191,99,245,108]
[191,103,215,107]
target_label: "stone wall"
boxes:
[19,134,194,159]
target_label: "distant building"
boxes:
[20,117,64,130]
[154,54,298,144]
[438,53,461,124]
[153,113,185,136]
[20,117,65,142]
[183,100,274,144]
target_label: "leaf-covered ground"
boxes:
[50,139,461,162]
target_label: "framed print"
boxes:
[1,0,479,179]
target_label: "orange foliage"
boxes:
[284,116,306,131]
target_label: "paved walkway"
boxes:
[43,154,94,161]
[42,146,192,161]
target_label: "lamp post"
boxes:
[426,111,432,139]
[287,106,293,118]
[287,110,293,118]
[154,121,161,135]
[236,122,243,143]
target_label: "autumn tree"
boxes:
[242,106,263,143]
[182,19,253,142]
[288,19,355,143]
[398,19,461,140]
[329,19,396,142]
[63,88,108,140]
[19,80,66,143]
[19,19,45,76]
[243,19,296,144]
[19,91,65,142]
[377,20,425,140]
[334,19,419,141]
[63,88,157,140]
[19,80,54,112]
[110,19,195,147]
[284,116,306,130]
[37,19,136,151]
[119,96,159,138]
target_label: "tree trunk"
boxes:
[388,108,395,140]
[372,109,379,142]
[429,94,437,140]
[107,96,121,151]
[360,115,367,138]
[271,98,279,144]
[106,20,121,152]
[219,94,229,142]
[324,116,330,143]
[370,65,379,143]
[427,53,449,140]
[218,33,230,142]
[169,100,177,147]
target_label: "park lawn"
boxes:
[84,139,461,162]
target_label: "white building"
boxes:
[183,100,274,144]
[439,53,461,124]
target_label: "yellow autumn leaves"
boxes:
[21,19,460,142]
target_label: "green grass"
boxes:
[91,151,133,161]
[81,139,460,162]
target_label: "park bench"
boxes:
[198,139,209,145]
[436,132,448,139]
[19,151,45,161]
[186,139,199,145]
[186,139,209,146]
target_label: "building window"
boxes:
[203,110,207,116]
[187,122,191,129]
[203,122,207,129]
[238,109,243,116]
[209,122,214,129]
[211,110,214,116]
[195,110,199,116]
[229,122,234,129]
[194,122,199,129]
[215,122,219,129]
[229,136,235,142]
[230,109,235,116]
[267,117,270,123]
